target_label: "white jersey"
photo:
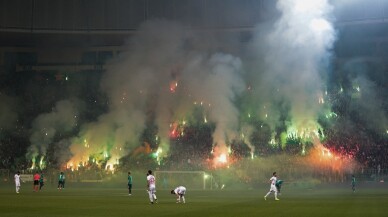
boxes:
[174,186,186,195]
[269,176,277,192]
[147,174,156,188]
[270,176,277,186]
[14,174,21,186]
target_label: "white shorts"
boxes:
[270,184,277,192]
[15,182,20,187]
[148,186,156,194]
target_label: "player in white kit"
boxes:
[264,172,279,201]
[14,171,21,194]
[171,186,186,203]
[147,170,158,204]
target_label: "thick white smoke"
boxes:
[183,53,245,158]
[248,0,336,142]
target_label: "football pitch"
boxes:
[0,184,387,217]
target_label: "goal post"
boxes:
[154,171,209,190]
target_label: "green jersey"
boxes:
[39,174,44,183]
[128,175,132,185]
[59,174,65,181]
[351,177,356,185]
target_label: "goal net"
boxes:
[154,171,208,190]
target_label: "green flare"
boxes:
[280,132,287,148]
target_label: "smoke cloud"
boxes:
[27,99,80,168]
[67,20,245,168]
[247,0,336,141]
[343,60,388,134]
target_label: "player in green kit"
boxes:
[58,172,65,190]
[39,172,44,190]
[128,172,133,195]
[275,179,283,194]
[351,175,356,192]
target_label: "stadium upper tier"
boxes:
[0,0,388,33]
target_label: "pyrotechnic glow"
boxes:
[287,122,321,141]
[306,143,358,173]
[30,158,36,170]
[322,148,332,157]
[170,129,179,139]
[67,162,74,170]
[152,147,163,165]
[325,112,337,119]
[169,122,179,138]
[169,80,178,93]
[28,4,370,177]
[218,154,227,163]
[318,93,325,104]
[105,163,114,172]
[39,156,45,169]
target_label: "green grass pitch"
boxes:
[0,184,387,217]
